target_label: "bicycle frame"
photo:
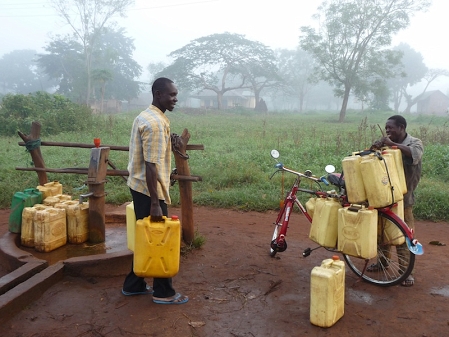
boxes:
[271,174,328,253]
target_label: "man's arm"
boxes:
[145,161,163,219]
[380,136,413,158]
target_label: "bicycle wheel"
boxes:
[343,211,415,286]
[270,210,287,257]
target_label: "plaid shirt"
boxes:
[127,105,171,204]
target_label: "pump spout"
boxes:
[79,192,93,204]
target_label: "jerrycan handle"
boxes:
[149,216,166,223]
[348,205,362,212]
[322,256,340,268]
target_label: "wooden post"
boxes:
[172,129,195,244]
[17,121,48,185]
[85,147,110,243]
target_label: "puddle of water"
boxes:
[430,286,449,297]
[20,227,128,265]
[346,289,374,305]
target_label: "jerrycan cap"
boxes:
[391,145,398,149]
[171,215,179,220]
[332,255,340,261]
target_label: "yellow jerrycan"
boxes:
[126,202,136,251]
[360,153,403,208]
[378,200,405,245]
[341,153,366,204]
[309,197,341,248]
[37,181,63,199]
[337,205,378,259]
[310,256,345,328]
[133,215,181,278]
[55,200,89,244]
[305,197,317,219]
[382,146,407,195]
[21,204,50,248]
[34,207,67,253]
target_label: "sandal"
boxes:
[153,293,189,305]
[401,275,414,287]
[366,263,389,272]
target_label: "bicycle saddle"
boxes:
[328,173,345,189]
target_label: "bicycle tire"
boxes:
[343,211,415,287]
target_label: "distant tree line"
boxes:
[1,0,448,121]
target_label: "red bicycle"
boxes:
[268,149,423,287]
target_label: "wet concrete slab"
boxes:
[19,226,128,266]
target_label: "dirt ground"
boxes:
[0,204,448,337]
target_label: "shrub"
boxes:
[0,92,93,136]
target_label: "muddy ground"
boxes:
[0,204,448,337]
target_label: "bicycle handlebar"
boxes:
[272,163,327,185]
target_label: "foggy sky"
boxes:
[1,0,448,92]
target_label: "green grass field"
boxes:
[1,109,448,221]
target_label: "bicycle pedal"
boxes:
[303,248,311,257]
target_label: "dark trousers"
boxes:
[122,189,176,298]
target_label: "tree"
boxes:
[38,27,142,103]
[158,32,279,110]
[90,27,142,102]
[38,37,86,101]
[0,50,56,94]
[230,46,280,110]
[388,43,427,112]
[275,48,316,113]
[147,62,167,84]
[300,0,431,122]
[50,0,134,105]
[91,69,112,113]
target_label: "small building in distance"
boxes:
[189,89,256,110]
[416,90,449,115]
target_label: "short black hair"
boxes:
[388,115,407,129]
[152,77,174,95]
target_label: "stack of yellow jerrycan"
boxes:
[34,207,67,252]
[55,200,90,244]
[309,197,342,248]
[310,256,345,328]
[337,205,378,259]
[133,215,181,278]
[342,148,405,208]
[375,147,406,244]
[379,200,406,245]
[21,204,50,247]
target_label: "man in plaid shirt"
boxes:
[122,77,188,304]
